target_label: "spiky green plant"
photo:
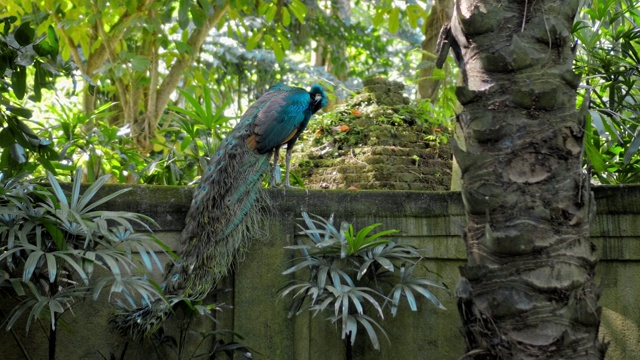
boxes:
[280,212,447,355]
[0,167,167,360]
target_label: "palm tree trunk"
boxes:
[448,0,607,358]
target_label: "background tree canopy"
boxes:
[0,0,638,185]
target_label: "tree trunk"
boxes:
[54,0,228,153]
[417,0,453,101]
[449,0,606,358]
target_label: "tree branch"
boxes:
[154,3,230,125]
[85,0,153,75]
[51,13,85,74]
[92,0,131,126]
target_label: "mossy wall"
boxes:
[2,186,639,359]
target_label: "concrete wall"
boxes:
[2,186,639,359]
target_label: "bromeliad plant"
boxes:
[280,212,447,355]
[0,167,167,360]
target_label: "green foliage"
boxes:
[574,0,640,183]
[149,306,255,360]
[280,213,446,351]
[128,298,255,360]
[0,16,66,178]
[0,167,166,356]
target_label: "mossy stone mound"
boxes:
[292,79,452,190]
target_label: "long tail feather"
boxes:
[111,123,271,337]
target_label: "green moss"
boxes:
[293,78,453,190]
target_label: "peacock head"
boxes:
[309,84,329,114]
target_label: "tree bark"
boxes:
[449,0,606,358]
[417,0,453,101]
[135,3,230,151]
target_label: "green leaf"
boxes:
[277,30,290,51]
[6,105,32,119]
[14,21,34,46]
[624,129,640,164]
[33,61,42,101]
[408,283,447,310]
[272,41,284,62]
[265,3,277,23]
[585,141,606,174]
[178,0,190,30]
[23,250,44,282]
[175,40,193,55]
[0,128,12,147]
[10,279,25,296]
[288,0,307,23]
[282,8,291,26]
[247,30,263,50]
[45,253,57,283]
[190,6,207,28]
[406,4,425,29]
[180,135,193,151]
[47,170,69,208]
[56,253,89,284]
[129,55,150,72]
[125,0,138,13]
[9,143,27,163]
[11,65,26,100]
[389,7,400,34]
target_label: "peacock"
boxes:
[111,83,328,337]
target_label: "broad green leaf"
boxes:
[277,31,290,51]
[45,253,57,283]
[355,316,380,349]
[406,4,425,29]
[585,141,606,173]
[33,61,42,101]
[178,0,190,30]
[273,41,285,62]
[282,8,291,26]
[47,170,69,207]
[0,128,12,147]
[409,283,447,310]
[181,135,193,151]
[288,0,307,23]
[6,298,37,330]
[265,3,277,23]
[590,110,606,138]
[624,129,640,164]
[125,0,138,14]
[9,143,27,163]
[129,55,150,72]
[11,65,26,100]
[14,21,34,46]
[10,279,26,296]
[388,7,400,34]
[23,250,44,282]
[190,6,207,28]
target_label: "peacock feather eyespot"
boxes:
[172,274,179,280]
[208,166,213,171]
[194,199,199,205]
[203,186,208,191]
